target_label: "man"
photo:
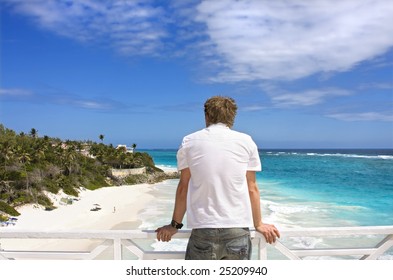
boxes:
[156,96,280,260]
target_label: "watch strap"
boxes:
[171,219,183,229]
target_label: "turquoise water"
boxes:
[138,149,393,259]
[141,149,393,227]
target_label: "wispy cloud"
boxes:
[267,87,352,107]
[358,82,393,90]
[0,87,127,111]
[59,96,128,111]
[327,112,393,122]
[240,105,267,112]
[3,0,167,55]
[0,88,33,96]
[193,0,393,82]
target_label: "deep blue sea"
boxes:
[138,149,393,258]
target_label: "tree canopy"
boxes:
[0,124,165,219]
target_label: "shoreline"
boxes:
[0,183,157,252]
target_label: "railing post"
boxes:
[361,234,393,260]
[257,234,268,260]
[113,238,122,260]
[0,254,8,260]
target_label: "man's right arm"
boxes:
[155,168,190,242]
[172,168,190,224]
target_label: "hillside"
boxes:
[0,124,178,220]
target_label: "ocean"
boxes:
[138,149,393,259]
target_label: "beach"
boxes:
[0,183,156,252]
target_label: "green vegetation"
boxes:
[0,123,174,217]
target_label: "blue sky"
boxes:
[1,0,392,149]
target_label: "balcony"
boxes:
[1,226,392,260]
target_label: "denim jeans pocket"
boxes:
[225,235,251,260]
[185,236,214,260]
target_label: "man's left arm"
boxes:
[247,170,280,244]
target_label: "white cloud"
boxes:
[0,88,32,96]
[358,82,393,90]
[4,0,167,55]
[327,112,393,122]
[0,86,126,111]
[73,100,110,110]
[194,0,393,81]
[4,0,393,83]
[57,95,127,111]
[240,105,267,112]
[268,88,352,107]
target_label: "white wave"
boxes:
[268,204,321,215]
[265,151,393,159]
[268,152,289,156]
[378,155,393,160]
[151,239,188,252]
[305,153,393,160]
[333,205,368,211]
[156,165,178,172]
[291,236,324,249]
[378,254,393,260]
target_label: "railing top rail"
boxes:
[1,225,392,240]
[273,225,393,237]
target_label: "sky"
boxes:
[1,0,392,149]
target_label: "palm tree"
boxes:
[62,144,77,175]
[30,128,38,138]
[1,140,15,170]
[99,134,104,143]
[19,151,32,194]
[132,143,137,152]
[34,143,46,164]
[0,180,14,204]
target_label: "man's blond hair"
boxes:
[204,96,237,128]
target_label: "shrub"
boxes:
[124,174,148,185]
[43,178,60,194]
[0,200,20,216]
[12,193,33,206]
[36,194,52,207]
[57,176,79,197]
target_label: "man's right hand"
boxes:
[155,225,178,242]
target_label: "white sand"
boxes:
[0,184,156,252]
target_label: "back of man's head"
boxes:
[204,96,237,128]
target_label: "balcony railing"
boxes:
[1,226,392,260]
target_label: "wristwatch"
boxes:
[171,219,183,229]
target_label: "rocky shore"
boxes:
[112,170,180,185]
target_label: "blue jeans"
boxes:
[185,228,251,260]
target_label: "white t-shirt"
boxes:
[177,123,262,229]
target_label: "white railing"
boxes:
[0,226,392,260]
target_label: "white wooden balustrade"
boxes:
[0,226,392,260]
